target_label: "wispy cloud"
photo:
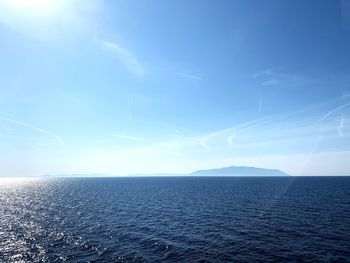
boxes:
[227,134,235,147]
[101,40,145,77]
[0,117,64,144]
[342,93,350,99]
[171,71,202,80]
[338,117,345,137]
[195,99,350,152]
[112,134,145,142]
[199,118,271,149]
[253,69,298,79]
[253,69,301,87]
[76,101,350,176]
[199,137,210,149]
[318,101,350,122]
[0,123,14,132]
[0,135,59,143]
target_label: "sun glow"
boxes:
[4,0,62,16]
[0,0,73,40]
[8,0,53,8]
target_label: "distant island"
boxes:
[49,166,288,177]
[189,166,289,176]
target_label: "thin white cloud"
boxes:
[171,71,202,80]
[0,117,64,144]
[113,134,145,142]
[101,40,145,77]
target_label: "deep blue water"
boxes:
[0,176,350,262]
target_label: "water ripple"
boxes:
[0,177,350,262]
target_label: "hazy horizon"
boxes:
[2,164,350,177]
[1,0,350,176]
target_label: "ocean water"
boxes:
[0,177,349,262]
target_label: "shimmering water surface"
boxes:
[0,177,349,262]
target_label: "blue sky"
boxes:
[0,0,350,176]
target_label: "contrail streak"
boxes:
[171,71,202,80]
[0,135,58,142]
[258,96,262,113]
[113,134,145,141]
[0,117,64,144]
[318,101,350,122]
[101,40,145,77]
[127,99,133,121]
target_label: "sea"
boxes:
[0,176,349,262]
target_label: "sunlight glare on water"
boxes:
[0,177,41,186]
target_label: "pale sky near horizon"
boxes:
[1,0,350,176]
